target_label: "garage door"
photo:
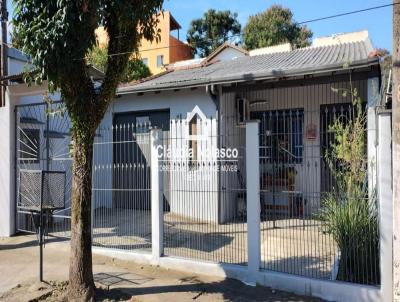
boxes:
[113,110,170,209]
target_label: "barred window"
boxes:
[252,109,304,163]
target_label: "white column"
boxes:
[377,111,393,302]
[151,128,163,262]
[367,77,379,198]
[245,120,260,284]
[0,92,15,237]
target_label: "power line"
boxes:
[297,3,397,25]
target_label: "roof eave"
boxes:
[117,58,380,95]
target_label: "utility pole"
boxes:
[0,0,7,107]
[393,1,400,300]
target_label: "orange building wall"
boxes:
[95,11,193,75]
[138,11,171,74]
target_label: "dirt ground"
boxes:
[0,234,323,302]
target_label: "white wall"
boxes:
[249,43,291,56]
[0,92,15,236]
[115,88,216,117]
[211,48,247,62]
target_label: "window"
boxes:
[251,109,304,163]
[19,128,40,163]
[236,98,249,124]
[189,115,198,167]
[142,58,149,66]
[156,55,164,68]
[320,103,353,152]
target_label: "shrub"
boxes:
[319,81,380,285]
[123,58,151,82]
[320,191,379,284]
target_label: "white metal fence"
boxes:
[92,122,152,251]
[161,118,248,264]
[14,101,392,302]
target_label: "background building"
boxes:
[95,11,193,75]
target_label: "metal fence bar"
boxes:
[151,128,163,260]
[245,120,260,282]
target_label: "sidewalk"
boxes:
[0,235,322,302]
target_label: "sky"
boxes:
[164,0,393,51]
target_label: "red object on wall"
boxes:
[306,123,317,140]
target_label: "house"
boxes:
[110,30,381,223]
[95,11,193,75]
[0,30,382,234]
[0,30,382,236]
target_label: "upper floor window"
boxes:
[142,58,149,66]
[156,55,164,68]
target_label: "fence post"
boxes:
[151,128,163,262]
[377,110,393,302]
[245,120,260,284]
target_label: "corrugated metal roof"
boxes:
[0,66,104,83]
[7,47,30,62]
[118,40,379,94]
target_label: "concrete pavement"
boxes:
[0,235,322,301]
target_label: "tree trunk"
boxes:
[68,127,96,301]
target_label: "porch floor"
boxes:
[88,208,336,280]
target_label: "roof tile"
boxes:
[118,40,378,93]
